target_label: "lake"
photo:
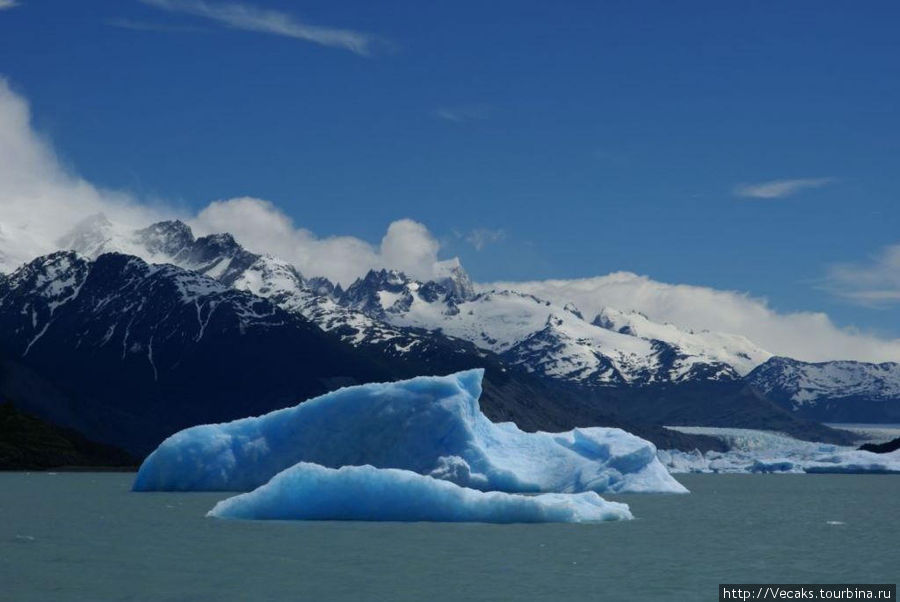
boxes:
[1,472,897,601]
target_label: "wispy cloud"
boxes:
[0,0,19,11]
[824,244,900,308]
[140,0,381,55]
[734,177,835,199]
[466,228,506,251]
[106,17,205,33]
[433,105,491,123]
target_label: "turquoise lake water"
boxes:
[1,472,897,601]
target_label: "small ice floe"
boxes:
[13,535,36,543]
[208,462,633,524]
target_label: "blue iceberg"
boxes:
[207,463,633,523]
[133,369,686,495]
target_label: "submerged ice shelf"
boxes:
[659,427,900,474]
[133,369,685,495]
[208,463,633,523]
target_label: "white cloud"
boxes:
[379,219,441,279]
[0,0,18,11]
[0,77,444,285]
[488,272,900,363]
[0,77,169,271]
[3,76,900,363]
[433,105,490,123]
[193,200,441,284]
[734,177,835,199]
[824,244,900,308]
[465,228,506,251]
[140,0,380,55]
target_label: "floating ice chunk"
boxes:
[207,463,633,523]
[749,459,800,473]
[803,455,900,474]
[134,369,686,494]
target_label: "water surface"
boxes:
[1,473,897,601]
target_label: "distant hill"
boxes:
[858,437,900,454]
[0,400,135,470]
[747,357,900,423]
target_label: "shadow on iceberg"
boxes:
[208,463,633,523]
[133,369,687,495]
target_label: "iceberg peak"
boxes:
[454,368,484,407]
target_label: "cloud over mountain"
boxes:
[2,76,899,363]
[488,273,900,363]
[193,199,441,284]
[0,78,441,285]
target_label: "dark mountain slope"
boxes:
[0,252,391,455]
[2,249,851,460]
[0,399,135,470]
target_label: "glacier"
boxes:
[207,463,633,523]
[658,427,900,474]
[133,369,686,494]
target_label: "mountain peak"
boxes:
[57,213,115,257]
[563,302,583,320]
[134,220,195,259]
[194,232,239,251]
[433,258,475,301]
[361,268,410,288]
[306,276,336,297]
[339,269,414,316]
[138,219,192,236]
[2,251,92,329]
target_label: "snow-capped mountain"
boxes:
[2,249,735,454]
[747,357,900,423]
[59,215,259,286]
[47,215,897,424]
[230,256,483,364]
[56,216,437,359]
[337,269,750,387]
[592,307,771,376]
[0,251,389,454]
[54,216,767,388]
[0,250,298,362]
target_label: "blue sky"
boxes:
[1,0,898,335]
